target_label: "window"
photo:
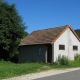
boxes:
[59,45,65,50]
[38,48,42,55]
[73,46,78,51]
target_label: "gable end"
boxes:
[51,25,80,44]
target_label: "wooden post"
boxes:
[45,50,47,63]
[52,44,54,62]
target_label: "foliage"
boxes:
[22,31,28,38]
[0,0,27,60]
[74,53,80,61]
[56,54,69,65]
[75,29,80,37]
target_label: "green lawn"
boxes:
[0,60,80,80]
[0,61,49,79]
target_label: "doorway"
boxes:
[47,44,52,63]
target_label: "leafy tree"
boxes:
[75,29,80,37]
[0,0,27,60]
[23,31,28,38]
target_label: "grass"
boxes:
[0,60,80,80]
[0,61,50,80]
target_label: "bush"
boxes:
[74,53,80,61]
[56,54,69,65]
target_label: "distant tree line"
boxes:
[75,29,80,37]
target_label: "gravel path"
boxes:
[3,68,80,80]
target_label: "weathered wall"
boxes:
[19,45,47,63]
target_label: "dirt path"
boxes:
[3,68,80,80]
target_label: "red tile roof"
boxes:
[19,25,80,46]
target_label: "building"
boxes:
[19,25,80,63]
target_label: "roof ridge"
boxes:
[33,25,69,32]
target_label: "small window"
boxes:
[73,46,78,51]
[59,45,65,50]
[38,48,42,55]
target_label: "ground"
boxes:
[3,68,80,80]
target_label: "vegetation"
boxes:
[0,61,49,79]
[53,54,80,67]
[0,0,28,61]
[0,58,80,79]
[74,53,80,62]
[0,0,80,79]
[55,54,69,65]
[75,29,80,37]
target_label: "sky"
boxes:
[6,0,80,33]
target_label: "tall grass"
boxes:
[1,54,80,79]
[51,54,80,68]
[0,61,45,79]
[74,53,80,61]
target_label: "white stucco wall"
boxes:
[53,28,80,62]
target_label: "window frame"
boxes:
[73,45,78,51]
[59,45,65,50]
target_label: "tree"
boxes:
[75,29,80,37]
[22,32,28,38]
[0,0,27,60]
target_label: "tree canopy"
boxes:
[0,0,28,61]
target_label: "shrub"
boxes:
[74,53,80,61]
[56,54,69,65]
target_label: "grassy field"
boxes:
[0,61,50,79]
[0,60,80,79]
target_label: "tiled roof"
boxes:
[19,25,79,46]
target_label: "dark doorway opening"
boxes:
[47,44,52,63]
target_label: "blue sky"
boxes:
[7,0,80,33]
